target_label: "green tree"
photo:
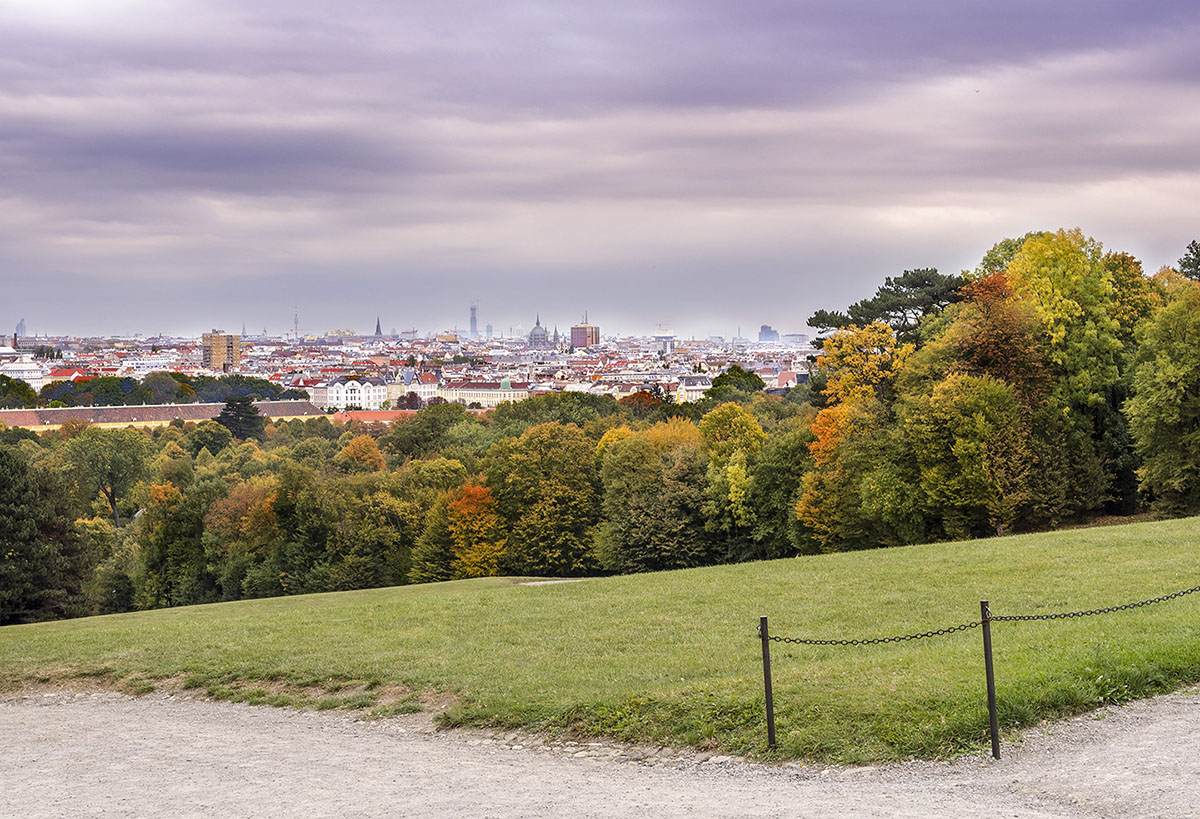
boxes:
[141,372,184,404]
[381,402,481,460]
[215,396,266,440]
[64,427,153,526]
[747,417,816,558]
[1178,239,1200,281]
[596,436,713,573]
[975,231,1047,277]
[1125,283,1200,514]
[185,420,233,457]
[901,374,1031,539]
[0,447,89,624]
[485,423,599,576]
[705,364,766,400]
[0,375,38,409]
[809,268,965,346]
[408,492,455,583]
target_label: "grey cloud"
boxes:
[0,1,1197,338]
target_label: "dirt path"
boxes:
[4,687,1198,818]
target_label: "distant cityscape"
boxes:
[2,310,813,414]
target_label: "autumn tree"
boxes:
[1006,229,1132,515]
[447,484,507,578]
[1103,251,1163,347]
[797,390,928,552]
[334,434,385,473]
[817,322,913,406]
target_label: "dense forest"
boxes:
[3,230,1200,625]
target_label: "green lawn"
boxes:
[3,516,1200,763]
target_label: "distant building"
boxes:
[441,377,531,408]
[470,304,478,338]
[781,333,809,345]
[375,316,383,337]
[758,324,780,343]
[201,330,241,372]
[570,322,600,349]
[0,356,45,392]
[485,323,494,339]
[529,315,550,348]
[311,375,388,410]
[15,318,26,338]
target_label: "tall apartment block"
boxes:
[570,322,600,349]
[202,330,242,372]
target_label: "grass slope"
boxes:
[3,517,1200,762]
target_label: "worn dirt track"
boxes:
[3,687,1199,818]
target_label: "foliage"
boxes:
[705,364,765,401]
[6,229,1198,622]
[0,375,39,409]
[63,427,153,526]
[1178,239,1200,281]
[817,322,913,406]
[215,396,266,440]
[486,423,599,576]
[335,434,385,473]
[901,374,1031,538]
[185,420,233,457]
[1125,284,1200,514]
[0,447,89,624]
[596,436,713,573]
[809,267,965,345]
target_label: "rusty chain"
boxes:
[765,620,980,646]
[988,583,1200,622]
[763,582,1200,645]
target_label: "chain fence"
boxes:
[756,580,1200,758]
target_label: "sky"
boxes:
[2,1,1198,340]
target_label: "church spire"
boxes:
[375,316,382,336]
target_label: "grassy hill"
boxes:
[3,516,1200,762]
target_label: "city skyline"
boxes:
[2,2,1197,338]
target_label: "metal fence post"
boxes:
[981,600,1001,759]
[759,615,777,750]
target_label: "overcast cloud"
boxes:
[1,0,1197,338]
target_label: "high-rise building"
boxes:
[15,318,26,337]
[469,304,478,338]
[758,324,780,343]
[570,322,600,349]
[485,323,494,339]
[202,330,242,372]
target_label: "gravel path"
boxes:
[3,687,1199,818]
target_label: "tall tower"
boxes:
[375,316,383,337]
[469,303,478,338]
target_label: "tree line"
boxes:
[0,371,307,410]
[3,230,1199,625]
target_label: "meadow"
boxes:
[3,515,1199,763]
